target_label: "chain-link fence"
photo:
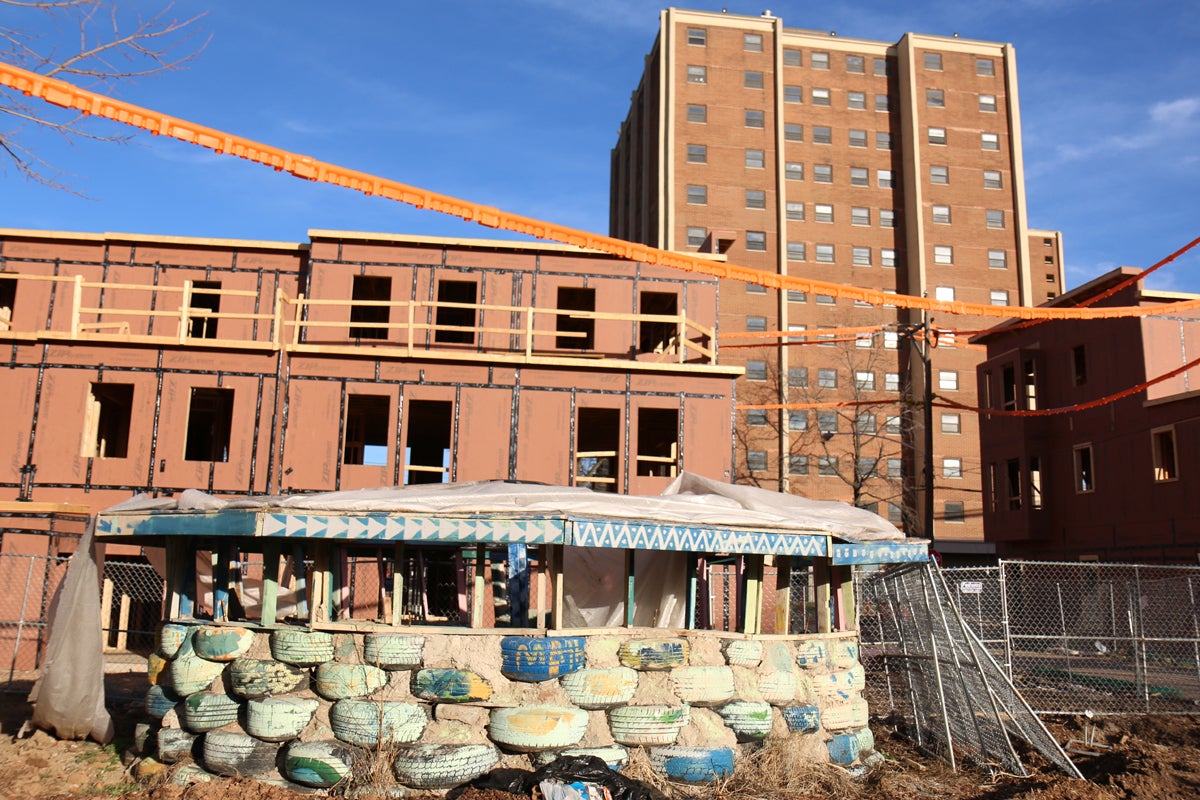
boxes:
[859,560,1200,717]
[0,552,70,690]
[856,562,1080,777]
[100,558,165,671]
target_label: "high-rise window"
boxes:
[744,32,763,52]
[924,52,943,70]
[687,227,707,248]
[981,132,1000,150]
[983,170,1002,189]
[848,91,865,109]
[986,209,1005,228]
[786,242,806,261]
[686,144,706,163]
[785,123,804,141]
[686,185,707,205]
[934,245,953,265]
[746,149,764,168]
[932,204,951,224]
[744,71,764,89]
[785,162,804,181]
[930,165,948,184]
[926,88,945,107]
[873,58,888,76]
[990,290,1009,305]
[687,104,707,123]
[977,58,995,76]
[812,88,831,106]
[881,248,896,267]
[979,94,998,112]
[687,28,706,46]
[745,190,766,209]
[876,132,892,149]
[928,127,946,145]
[745,109,765,128]
[877,169,893,188]
[815,244,834,263]
[815,203,834,223]
[846,54,865,73]
[785,202,804,221]
[746,231,767,251]
[875,94,889,111]
[938,371,958,391]
[880,209,895,228]
[851,207,869,226]
[852,246,871,266]
[783,48,802,66]
[943,458,962,479]
[813,164,832,183]
[1074,444,1095,492]
[813,126,831,144]
[811,52,829,69]
[941,413,961,434]
[850,167,868,186]
[746,360,767,381]
[848,129,867,147]
[784,85,803,104]
[687,65,707,83]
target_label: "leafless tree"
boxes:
[0,0,207,190]
[735,337,916,524]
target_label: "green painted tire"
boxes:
[392,743,500,789]
[201,730,280,778]
[559,667,638,709]
[179,691,241,733]
[270,629,335,666]
[412,668,493,703]
[329,699,427,747]
[717,700,773,741]
[487,706,589,752]
[313,662,388,700]
[192,625,255,662]
[157,623,193,659]
[284,740,355,788]
[363,633,425,670]
[670,666,736,707]
[229,657,309,699]
[608,705,690,746]
[245,697,320,742]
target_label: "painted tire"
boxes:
[284,741,355,788]
[820,697,869,732]
[392,743,500,789]
[202,730,280,778]
[827,732,861,765]
[180,691,241,733]
[794,640,828,669]
[532,745,629,770]
[229,657,309,699]
[758,671,798,706]
[500,636,586,682]
[270,629,335,666]
[329,699,427,747]
[764,642,796,672]
[608,705,690,746]
[487,706,589,752]
[560,667,638,710]
[157,623,193,659]
[145,685,181,719]
[650,746,736,783]
[133,722,155,757]
[169,651,226,696]
[717,701,773,742]
[811,664,866,703]
[617,638,689,670]
[781,704,821,734]
[829,640,861,669]
[157,728,198,764]
[192,626,255,662]
[412,668,493,703]
[313,662,388,700]
[147,652,169,686]
[855,725,875,754]
[170,764,216,786]
[245,697,320,742]
[722,639,763,668]
[670,666,735,707]
[363,633,425,670]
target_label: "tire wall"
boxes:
[139,624,873,789]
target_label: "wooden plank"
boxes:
[391,543,405,626]
[624,549,635,627]
[116,593,131,650]
[813,560,832,634]
[471,546,486,629]
[212,543,231,621]
[743,555,763,635]
[100,578,114,651]
[260,541,280,625]
[291,543,309,620]
[836,565,856,632]
[774,555,793,635]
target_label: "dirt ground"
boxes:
[0,674,1197,800]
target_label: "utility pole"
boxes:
[897,319,936,545]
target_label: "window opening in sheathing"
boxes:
[0,276,15,330]
[638,291,678,354]
[405,400,452,484]
[350,275,391,340]
[83,382,133,458]
[576,407,620,492]
[555,287,595,350]
[344,394,390,466]
[189,280,221,339]
[636,407,679,477]
[434,280,477,344]
[184,387,234,462]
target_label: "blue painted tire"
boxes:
[500,636,586,682]
[392,743,500,789]
[617,638,689,670]
[827,732,861,765]
[781,704,821,734]
[145,685,181,719]
[650,746,736,783]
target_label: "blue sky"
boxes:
[1,0,1198,294]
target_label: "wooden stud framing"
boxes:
[813,558,833,635]
[260,541,280,625]
[774,555,792,635]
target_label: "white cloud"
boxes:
[1048,95,1200,165]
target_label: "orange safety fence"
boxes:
[3,61,1197,323]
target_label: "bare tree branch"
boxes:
[0,0,207,189]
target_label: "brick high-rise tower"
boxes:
[611,8,1064,552]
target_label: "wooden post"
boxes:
[775,555,793,635]
[535,547,547,629]
[261,541,280,625]
[101,577,114,650]
[686,553,698,630]
[550,545,564,631]
[391,543,405,626]
[310,543,331,625]
[624,550,636,627]
[165,538,195,619]
[291,543,309,620]
[836,565,856,632]
[213,543,231,621]
[471,547,487,629]
[744,555,763,635]
[813,559,833,634]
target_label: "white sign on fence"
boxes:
[959,581,984,594]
